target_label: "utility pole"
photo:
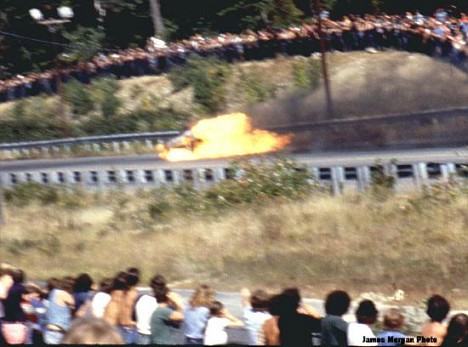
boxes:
[149,0,165,36]
[0,180,5,226]
[311,0,334,118]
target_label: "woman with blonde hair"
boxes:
[183,284,214,345]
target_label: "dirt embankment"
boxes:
[249,51,468,126]
[248,51,468,151]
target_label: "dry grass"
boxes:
[1,189,467,308]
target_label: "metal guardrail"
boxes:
[1,160,466,196]
[0,131,180,150]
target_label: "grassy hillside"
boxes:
[1,180,467,308]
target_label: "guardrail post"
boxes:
[122,141,130,151]
[414,163,427,189]
[64,171,74,185]
[173,170,181,185]
[135,170,145,185]
[93,143,100,152]
[112,142,120,153]
[145,139,153,149]
[330,167,342,196]
[214,168,225,181]
[356,166,371,192]
[117,170,126,184]
[440,164,450,181]
[309,167,319,182]
[21,148,30,158]
[155,170,165,186]
[446,163,457,180]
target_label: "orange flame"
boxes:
[157,113,290,161]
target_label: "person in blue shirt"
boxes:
[377,308,406,347]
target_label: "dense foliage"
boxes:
[168,56,232,113]
[147,157,318,217]
[0,76,191,141]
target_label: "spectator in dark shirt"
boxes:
[277,287,321,347]
[441,313,467,347]
[73,273,94,315]
[1,268,27,344]
[321,290,351,347]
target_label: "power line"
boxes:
[0,29,120,53]
[0,29,71,47]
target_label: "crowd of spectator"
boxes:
[0,9,467,105]
[0,263,467,346]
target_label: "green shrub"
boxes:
[90,76,122,118]
[241,71,277,104]
[3,183,90,207]
[146,157,317,219]
[4,182,59,205]
[63,79,93,115]
[292,59,320,90]
[168,55,231,113]
[1,96,64,142]
[207,157,316,205]
[407,180,464,215]
[370,160,395,199]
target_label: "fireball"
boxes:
[157,113,290,161]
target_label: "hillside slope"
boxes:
[0,51,466,130]
[249,51,468,128]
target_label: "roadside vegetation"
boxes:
[0,55,320,143]
[1,158,467,308]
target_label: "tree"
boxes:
[62,26,104,63]
[218,0,304,32]
[149,0,164,36]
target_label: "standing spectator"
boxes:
[150,282,184,345]
[204,300,244,345]
[0,267,14,345]
[103,269,140,343]
[377,308,406,347]
[118,268,140,344]
[277,287,321,347]
[241,287,271,345]
[1,268,27,344]
[321,290,351,347]
[441,313,467,347]
[421,295,451,346]
[183,284,214,345]
[90,278,113,319]
[44,277,75,344]
[73,273,94,315]
[23,284,47,344]
[135,274,163,345]
[347,300,379,346]
[261,293,283,346]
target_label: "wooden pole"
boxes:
[312,0,334,118]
